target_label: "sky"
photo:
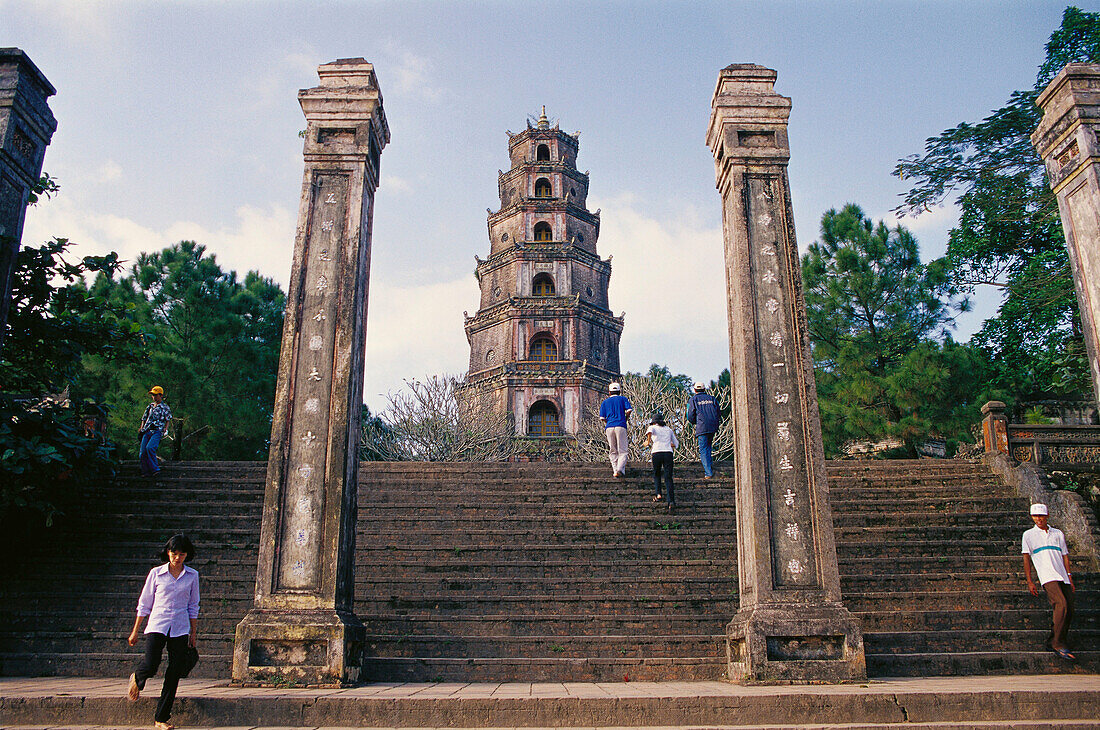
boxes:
[7,0,1089,412]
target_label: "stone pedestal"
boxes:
[1033,63,1100,407]
[706,64,864,683]
[0,48,56,349]
[233,58,388,687]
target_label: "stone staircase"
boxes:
[0,458,1095,680]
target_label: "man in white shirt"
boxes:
[1022,503,1075,660]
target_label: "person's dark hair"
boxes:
[158,534,195,563]
[651,414,666,427]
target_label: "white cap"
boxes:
[1030,503,1048,516]
[694,382,705,392]
[609,382,621,393]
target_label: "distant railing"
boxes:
[982,400,1100,470]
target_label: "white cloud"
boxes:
[887,203,959,260]
[96,160,123,183]
[9,0,116,45]
[22,197,297,286]
[362,275,479,412]
[382,175,413,195]
[594,195,729,379]
[381,46,442,101]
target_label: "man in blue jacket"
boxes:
[599,381,632,478]
[686,382,719,478]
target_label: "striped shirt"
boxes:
[1022,525,1070,585]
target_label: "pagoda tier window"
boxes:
[532,273,555,297]
[533,222,552,241]
[528,400,561,437]
[534,178,552,198]
[528,334,557,361]
[536,144,550,161]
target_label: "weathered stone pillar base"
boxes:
[232,609,364,686]
[726,603,866,683]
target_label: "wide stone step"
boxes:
[834,525,1027,541]
[864,629,1100,653]
[5,675,1100,728]
[846,589,1100,612]
[856,608,1100,632]
[356,594,738,615]
[0,650,233,678]
[359,612,728,636]
[833,511,1031,528]
[362,633,724,660]
[835,539,1018,557]
[359,655,727,682]
[353,575,735,597]
[867,650,1100,676]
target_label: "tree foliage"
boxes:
[894,6,1100,399]
[801,205,989,457]
[1,238,145,525]
[81,241,285,460]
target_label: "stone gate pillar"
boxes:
[233,58,388,686]
[706,64,864,683]
[1032,63,1100,406]
[0,48,56,349]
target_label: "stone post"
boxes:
[981,400,1009,455]
[233,58,388,686]
[1032,63,1100,406]
[0,48,56,349]
[706,64,864,683]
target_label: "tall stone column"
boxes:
[1032,63,1100,406]
[706,64,864,683]
[234,58,388,686]
[0,48,56,349]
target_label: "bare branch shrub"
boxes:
[361,375,520,461]
[572,373,735,464]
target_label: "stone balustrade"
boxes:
[982,400,1100,470]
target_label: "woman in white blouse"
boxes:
[643,412,679,510]
[126,534,199,730]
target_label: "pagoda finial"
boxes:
[538,105,549,129]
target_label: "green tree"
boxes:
[801,204,982,456]
[82,241,285,460]
[627,363,694,396]
[895,6,1100,399]
[0,237,145,524]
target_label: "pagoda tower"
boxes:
[463,109,623,437]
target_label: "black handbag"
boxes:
[179,645,199,678]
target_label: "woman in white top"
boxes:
[643,413,679,510]
[127,534,200,730]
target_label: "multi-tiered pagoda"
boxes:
[462,109,623,437]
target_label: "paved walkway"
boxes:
[3,674,1100,699]
[2,675,1099,729]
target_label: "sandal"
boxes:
[652,495,663,502]
[128,673,140,701]
[1054,647,1076,660]
[154,722,175,730]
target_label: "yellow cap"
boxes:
[149,386,165,395]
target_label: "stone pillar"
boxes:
[233,58,388,686]
[981,400,1009,455]
[0,48,56,349]
[706,64,864,683]
[1032,63,1100,406]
